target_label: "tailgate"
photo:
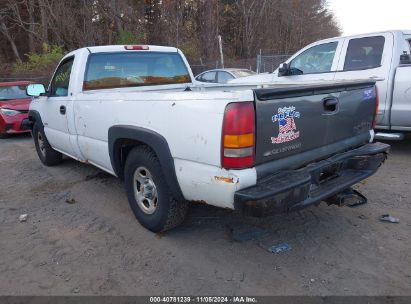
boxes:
[253,81,377,167]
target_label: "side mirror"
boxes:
[278,63,290,77]
[26,84,46,97]
[400,52,411,64]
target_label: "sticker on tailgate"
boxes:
[363,88,375,101]
[271,106,301,144]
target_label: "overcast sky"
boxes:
[328,0,411,36]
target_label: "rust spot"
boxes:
[214,176,235,184]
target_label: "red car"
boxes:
[0,81,33,138]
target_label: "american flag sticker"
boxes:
[363,89,374,101]
[271,106,301,144]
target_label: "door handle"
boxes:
[59,105,66,115]
[323,97,339,112]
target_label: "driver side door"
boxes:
[41,56,77,158]
[274,39,344,83]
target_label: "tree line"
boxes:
[0,0,340,76]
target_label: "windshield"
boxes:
[0,85,29,101]
[84,52,191,91]
[232,70,256,78]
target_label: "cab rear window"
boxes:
[83,52,191,91]
[343,36,385,71]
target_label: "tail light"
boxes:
[221,102,255,169]
[372,86,379,129]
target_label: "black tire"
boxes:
[0,132,9,139]
[124,146,189,232]
[32,122,63,166]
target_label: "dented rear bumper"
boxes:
[234,142,390,216]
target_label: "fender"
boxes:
[108,125,184,201]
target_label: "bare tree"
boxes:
[0,0,341,74]
[0,2,22,62]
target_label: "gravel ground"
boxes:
[0,135,410,296]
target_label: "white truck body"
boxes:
[230,30,411,138]
[28,45,389,231]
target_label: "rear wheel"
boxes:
[32,123,63,166]
[124,146,189,232]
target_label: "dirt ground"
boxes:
[0,134,410,296]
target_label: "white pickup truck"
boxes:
[231,30,411,140]
[27,45,389,232]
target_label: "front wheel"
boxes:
[32,123,63,166]
[124,146,189,232]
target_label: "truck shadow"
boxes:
[0,133,31,141]
[379,136,411,156]
[173,201,355,249]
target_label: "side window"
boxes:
[49,58,74,97]
[290,42,338,74]
[196,74,207,82]
[218,72,234,83]
[343,36,385,71]
[201,71,217,83]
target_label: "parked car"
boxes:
[195,68,256,84]
[26,45,388,232]
[0,81,33,138]
[230,30,411,141]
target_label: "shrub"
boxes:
[13,43,65,77]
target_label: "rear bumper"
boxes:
[234,142,390,216]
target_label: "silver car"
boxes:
[195,68,256,84]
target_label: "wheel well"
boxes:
[114,138,152,180]
[28,110,42,131]
[108,125,184,201]
[28,115,36,131]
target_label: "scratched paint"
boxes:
[214,176,239,184]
